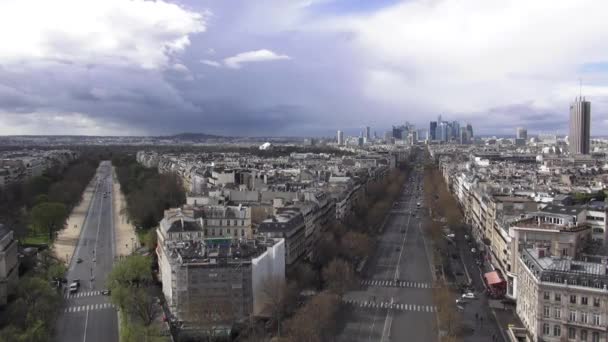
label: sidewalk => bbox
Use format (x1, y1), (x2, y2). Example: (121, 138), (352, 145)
(112, 167), (137, 257)
(453, 230), (513, 342)
(52, 178), (97, 264)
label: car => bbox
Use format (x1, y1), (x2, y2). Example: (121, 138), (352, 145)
(462, 292), (476, 299)
(471, 248), (477, 253)
(76, 258), (83, 263)
(446, 233), (455, 238)
(455, 298), (468, 304)
(464, 234), (470, 240)
(69, 281), (79, 294)
(395, 247), (401, 252)
(101, 289), (111, 296)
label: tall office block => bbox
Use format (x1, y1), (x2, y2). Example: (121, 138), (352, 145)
(451, 121), (460, 140)
(516, 127), (527, 140)
(429, 121), (437, 141)
(337, 130), (344, 146)
(466, 123), (474, 141)
(568, 97), (591, 154)
(365, 126), (371, 141)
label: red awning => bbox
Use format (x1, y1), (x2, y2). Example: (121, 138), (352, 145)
(484, 271), (504, 285)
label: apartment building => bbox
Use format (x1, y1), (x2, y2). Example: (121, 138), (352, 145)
(517, 246), (608, 342)
(158, 204), (253, 241)
(508, 213), (593, 298)
(0, 225), (18, 305)
(258, 209), (306, 266)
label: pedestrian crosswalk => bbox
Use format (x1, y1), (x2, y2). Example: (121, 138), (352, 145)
(343, 299), (436, 313)
(360, 279), (433, 289)
(64, 303), (115, 313)
(64, 290), (103, 299)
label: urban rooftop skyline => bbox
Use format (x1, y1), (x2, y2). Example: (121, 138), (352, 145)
(1, 0), (608, 138)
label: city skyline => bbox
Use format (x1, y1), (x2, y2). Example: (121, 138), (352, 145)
(1, 1), (608, 136)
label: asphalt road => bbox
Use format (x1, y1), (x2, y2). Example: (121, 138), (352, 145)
(338, 162), (438, 342)
(55, 161), (119, 342)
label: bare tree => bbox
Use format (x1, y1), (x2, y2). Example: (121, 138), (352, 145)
(128, 288), (161, 327)
(433, 284), (462, 339)
(322, 258), (354, 297)
(340, 231), (372, 261)
(260, 276), (288, 337)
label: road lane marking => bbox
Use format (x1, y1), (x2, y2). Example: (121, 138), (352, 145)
(64, 303), (116, 313)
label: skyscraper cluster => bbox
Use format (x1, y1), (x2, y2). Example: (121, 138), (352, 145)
(429, 116), (473, 144)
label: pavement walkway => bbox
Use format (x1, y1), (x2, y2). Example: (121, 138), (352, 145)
(52, 178), (97, 264)
(112, 167), (137, 257)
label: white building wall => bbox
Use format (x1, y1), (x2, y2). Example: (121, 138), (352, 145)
(251, 239), (286, 317)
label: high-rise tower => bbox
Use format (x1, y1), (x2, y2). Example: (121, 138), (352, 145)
(569, 97), (591, 154)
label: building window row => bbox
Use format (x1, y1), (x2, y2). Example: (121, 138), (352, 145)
(544, 292), (601, 308)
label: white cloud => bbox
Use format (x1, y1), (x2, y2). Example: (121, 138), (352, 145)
(200, 59), (222, 68)
(0, 0), (207, 69)
(223, 49), (290, 69)
(0, 111), (143, 136)
(322, 0), (608, 125)
(171, 63), (189, 73)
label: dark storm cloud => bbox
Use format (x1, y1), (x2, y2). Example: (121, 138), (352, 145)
(5, 0), (608, 135)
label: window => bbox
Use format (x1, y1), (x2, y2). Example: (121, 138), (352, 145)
(544, 306), (550, 317)
(593, 297), (600, 307)
(581, 330), (588, 341)
(554, 308), (561, 319)
(570, 310), (577, 322)
(568, 327), (576, 339)
(544, 291), (551, 300)
(211, 229), (215, 236)
(555, 293), (561, 302)
(553, 325), (561, 337)
(227, 220), (230, 226)
(581, 312), (588, 324)
(241, 229), (245, 236)
(593, 314), (600, 326)
(543, 323), (550, 335)
(582, 297), (588, 305)
(571, 295), (577, 304)
(227, 229), (231, 234)
(592, 332), (600, 342)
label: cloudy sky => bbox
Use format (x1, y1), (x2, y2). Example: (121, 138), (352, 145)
(1, 0), (608, 137)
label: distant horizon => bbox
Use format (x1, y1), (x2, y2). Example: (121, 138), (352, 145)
(1, 132), (604, 139)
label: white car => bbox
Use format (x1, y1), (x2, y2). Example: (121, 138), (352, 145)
(471, 248), (476, 253)
(446, 233), (455, 238)
(462, 292), (476, 299)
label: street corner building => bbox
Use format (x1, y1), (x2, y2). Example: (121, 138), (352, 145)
(156, 205), (285, 338)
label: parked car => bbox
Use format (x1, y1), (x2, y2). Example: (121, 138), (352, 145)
(462, 292), (476, 299)
(101, 289), (111, 296)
